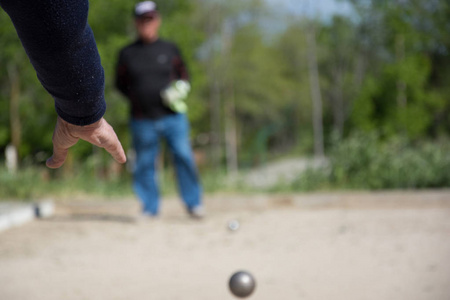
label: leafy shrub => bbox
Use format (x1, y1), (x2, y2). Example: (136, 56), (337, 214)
(292, 132), (450, 191)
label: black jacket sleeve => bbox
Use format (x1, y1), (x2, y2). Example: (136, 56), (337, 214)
(0, 0), (106, 126)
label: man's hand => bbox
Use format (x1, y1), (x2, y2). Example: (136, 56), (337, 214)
(46, 117), (127, 169)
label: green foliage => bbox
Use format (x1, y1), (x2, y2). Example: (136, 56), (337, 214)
(0, 165), (133, 200)
(349, 0), (450, 139)
(1, 0), (450, 195)
(290, 132), (450, 191)
(351, 54), (444, 138)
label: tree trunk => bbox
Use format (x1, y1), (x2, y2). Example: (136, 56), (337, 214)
(221, 20), (239, 174)
(210, 79), (222, 170)
(396, 34), (407, 108)
(7, 63), (21, 170)
(306, 26), (324, 157)
(352, 52), (365, 98)
(332, 65), (345, 138)
(224, 84), (238, 175)
(207, 4), (222, 170)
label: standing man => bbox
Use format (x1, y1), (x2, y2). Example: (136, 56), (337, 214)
(115, 1), (204, 219)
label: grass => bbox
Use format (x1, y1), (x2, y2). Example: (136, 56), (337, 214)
(2, 133), (450, 201)
(0, 166), (133, 201)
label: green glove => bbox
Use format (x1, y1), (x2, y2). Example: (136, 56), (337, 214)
(161, 80), (191, 113)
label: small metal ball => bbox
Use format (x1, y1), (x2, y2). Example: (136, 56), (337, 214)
(228, 219), (240, 231)
(229, 271), (256, 298)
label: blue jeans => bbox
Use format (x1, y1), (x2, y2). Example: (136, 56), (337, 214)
(131, 114), (202, 215)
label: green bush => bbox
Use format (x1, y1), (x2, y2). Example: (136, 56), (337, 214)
(292, 132), (450, 190)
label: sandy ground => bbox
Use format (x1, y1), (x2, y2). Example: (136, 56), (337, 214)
(1, 190), (450, 300)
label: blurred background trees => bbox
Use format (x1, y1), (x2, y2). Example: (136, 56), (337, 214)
(1, 0), (449, 196)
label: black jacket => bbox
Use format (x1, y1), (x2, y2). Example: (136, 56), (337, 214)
(115, 38), (189, 120)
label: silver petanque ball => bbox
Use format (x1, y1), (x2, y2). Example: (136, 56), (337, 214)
(228, 219), (240, 231)
(229, 271), (256, 298)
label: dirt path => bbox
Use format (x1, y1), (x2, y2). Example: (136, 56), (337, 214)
(1, 190), (450, 300)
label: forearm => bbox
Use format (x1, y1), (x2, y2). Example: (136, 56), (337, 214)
(0, 0), (105, 126)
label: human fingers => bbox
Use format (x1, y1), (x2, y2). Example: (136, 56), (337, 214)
(95, 120), (127, 164)
(46, 148), (69, 169)
(46, 117), (79, 169)
(79, 118), (127, 164)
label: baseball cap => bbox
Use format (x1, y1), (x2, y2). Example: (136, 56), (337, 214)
(134, 1), (158, 18)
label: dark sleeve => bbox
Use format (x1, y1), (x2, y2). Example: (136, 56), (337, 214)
(115, 50), (130, 98)
(0, 0), (106, 126)
(172, 45), (189, 82)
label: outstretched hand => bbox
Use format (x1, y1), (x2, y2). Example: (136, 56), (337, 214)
(46, 117), (127, 169)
